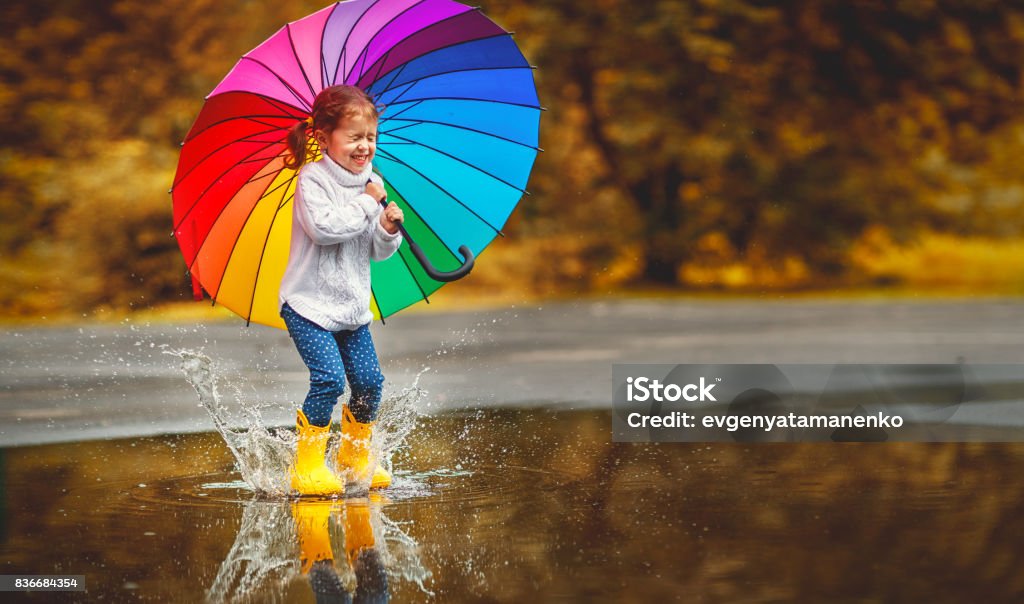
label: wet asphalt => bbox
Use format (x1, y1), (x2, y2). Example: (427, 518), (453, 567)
(1, 298), (1022, 446)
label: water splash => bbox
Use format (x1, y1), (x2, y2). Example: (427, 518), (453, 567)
(169, 349), (293, 495)
(167, 349), (427, 497)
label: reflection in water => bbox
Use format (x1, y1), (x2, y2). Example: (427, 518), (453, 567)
(2, 410), (1024, 601)
(208, 497), (430, 603)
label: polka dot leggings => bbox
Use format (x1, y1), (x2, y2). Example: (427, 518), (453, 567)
(281, 303), (384, 427)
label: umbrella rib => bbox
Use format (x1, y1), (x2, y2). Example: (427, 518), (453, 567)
(247, 117), (300, 133)
(185, 112), (302, 145)
(321, 53), (331, 90)
(205, 162), (296, 303)
(174, 123), (290, 192)
(242, 171), (298, 324)
(366, 45), (392, 90)
(387, 96), (542, 111)
(245, 138), (304, 145)
(343, 0), (429, 84)
(190, 159), (296, 292)
(174, 134), (287, 234)
(382, 117), (541, 151)
(397, 248), (432, 303)
(332, 0), (377, 85)
(355, 9), (503, 89)
(379, 98), (422, 122)
(374, 149), (473, 251)
(375, 146), (502, 239)
(189, 157), (290, 299)
(353, 0), (433, 85)
(331, 48), (347, 87)
(317, 3), (340, 91)
(385, 226), (432, 303)
(176, 124), (292, 188)
(238, 150), (292, 166)
(383, 130), (528, 194)
(372, 150), (452, 250)
(231, 165), (282, 184)
(373, 65), (533, 102)
(378, 79), (420, 109)
(377, 121), (420, 135)
(350, 40), (373, 87)
(252, 166), (297, 199)
(368, 174), (429, 285)
(190, 91), (308, 134)
(374, 60), (411, 102)
(380, 75), (428, 110)
(255, 92), (309, 117)
(367, 33), (516, 94)
(238, 56), (312, 111)
(369, 283), (385, 326)
(286, 23), (318, 102)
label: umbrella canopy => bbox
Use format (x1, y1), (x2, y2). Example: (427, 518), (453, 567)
(172, 0), (540, 329)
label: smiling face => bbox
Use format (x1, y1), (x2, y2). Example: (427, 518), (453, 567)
(316, 111), (378, 173)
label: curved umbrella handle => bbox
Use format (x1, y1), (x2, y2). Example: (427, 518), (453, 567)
(378, 198), (475, 282)
(407, 239), (475, 282)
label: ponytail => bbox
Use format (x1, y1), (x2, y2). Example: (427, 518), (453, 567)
(284, 119), (311, 170)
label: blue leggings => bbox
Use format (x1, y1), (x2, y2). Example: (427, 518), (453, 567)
(281, 303), (384, 427)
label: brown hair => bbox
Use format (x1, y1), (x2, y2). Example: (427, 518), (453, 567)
(285, 85), (379, 170)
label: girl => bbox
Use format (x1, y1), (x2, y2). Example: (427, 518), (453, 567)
(280, 85), (404, 496)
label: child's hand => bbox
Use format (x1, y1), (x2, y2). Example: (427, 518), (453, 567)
(380, 202), (404, 234)
(365, 182), (386, 203)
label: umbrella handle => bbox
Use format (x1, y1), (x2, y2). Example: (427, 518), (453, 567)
(379, 199), (475, 282)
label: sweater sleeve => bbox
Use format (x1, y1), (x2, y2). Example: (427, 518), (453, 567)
(371, 220), (403, 261)
(293, 170), (380, 245)
(367, 172), (403, 261)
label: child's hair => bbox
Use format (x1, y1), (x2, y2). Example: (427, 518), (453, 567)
(285, 85), (379, 170)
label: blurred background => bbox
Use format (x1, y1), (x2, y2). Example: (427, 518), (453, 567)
(2, 0), (1023, 321)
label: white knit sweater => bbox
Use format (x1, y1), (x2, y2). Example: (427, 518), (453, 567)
(278, 157), (402, 331)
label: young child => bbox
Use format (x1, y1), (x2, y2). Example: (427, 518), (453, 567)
(279, 85), (404, 496)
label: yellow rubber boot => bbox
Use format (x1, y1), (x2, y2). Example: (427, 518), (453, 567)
(339, 406), (391, 489)
(290, 410), (345, 496)
(343, 502), (375, 566)
(291, 500), (338, 574)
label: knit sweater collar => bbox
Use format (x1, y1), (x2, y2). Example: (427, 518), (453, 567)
(320, 154), (373, 187)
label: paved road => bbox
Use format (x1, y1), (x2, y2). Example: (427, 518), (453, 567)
(1, 298), (1022, 445)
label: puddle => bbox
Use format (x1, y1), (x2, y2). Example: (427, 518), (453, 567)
(2, 410), (1024, 601)
(167, 349), (430, 497)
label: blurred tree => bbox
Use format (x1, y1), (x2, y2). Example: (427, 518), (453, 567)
(0, 0), (324, 313)
(491, 0), (1024, 285)
(1, 0), (1022, 315)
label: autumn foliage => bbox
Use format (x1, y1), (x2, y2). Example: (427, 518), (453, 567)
(1, 0), (1022, 316)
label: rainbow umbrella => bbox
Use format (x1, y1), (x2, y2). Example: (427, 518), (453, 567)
(172, 0), (540, 328)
